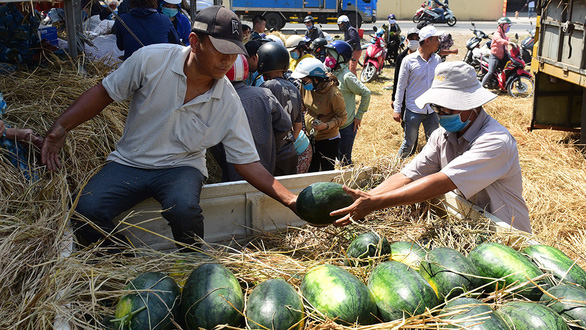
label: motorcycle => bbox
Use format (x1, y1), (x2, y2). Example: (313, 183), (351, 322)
(520, 23), (535, 65)
(463, 23), (490, 71)
(477, 43), (534, 98)
(413, 0), (457, 26)
(360, 27), (387, 83)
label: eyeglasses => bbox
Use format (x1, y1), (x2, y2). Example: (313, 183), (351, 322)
(430, 104), (453, 115)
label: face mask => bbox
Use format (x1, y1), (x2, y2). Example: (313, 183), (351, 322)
(290, 51), (300, 60)
(306, 24), (313, 30)
(388, 19), (396, 25)
(408, 40), (420, 51)
(303, 81), (314, 91)
(439, 113), (471, 132)
(505, 25), (511, 33)
(324, 56), (337, 70)
(161, 7), (178, 18)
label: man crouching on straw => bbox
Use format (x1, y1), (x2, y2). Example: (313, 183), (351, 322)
(331, 61), (531, 233)
(41, 6), (297, 252)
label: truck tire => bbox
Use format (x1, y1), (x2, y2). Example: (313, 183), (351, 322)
(265, 12), (285, 30)
(343, 12), (362, 29)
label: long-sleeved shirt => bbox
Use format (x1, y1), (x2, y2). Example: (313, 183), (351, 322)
(490, 27), (509, 60)
(331, 62), (371, 129)
(344, 25), (361, 51)
(305, 26), (324, 42)
(393, 50), (441, 115)
(301, 80), (347, 141)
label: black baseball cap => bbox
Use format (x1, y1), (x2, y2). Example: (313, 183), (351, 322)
(192, 6), (247, 55)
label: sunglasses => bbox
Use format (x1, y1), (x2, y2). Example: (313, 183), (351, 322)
(430, 104), (453, 115)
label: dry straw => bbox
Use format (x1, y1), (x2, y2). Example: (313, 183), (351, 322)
(1, 35), (585, 328)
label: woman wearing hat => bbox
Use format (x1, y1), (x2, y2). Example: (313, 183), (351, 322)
(481, 17), (513, 88)
(331, 61), (531, 234)
(160, 0), (191, 45)
(291, 58), (346, 172)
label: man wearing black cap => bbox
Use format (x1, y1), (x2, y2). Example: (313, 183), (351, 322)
(41, 6), (297, 252)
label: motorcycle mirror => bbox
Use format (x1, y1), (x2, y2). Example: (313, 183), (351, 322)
(515, 33), (519, 40)
(471, 22), (476, 27)
(372, 26), (377, 32)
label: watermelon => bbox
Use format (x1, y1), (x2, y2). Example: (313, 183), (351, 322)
(523, 245), (586, 288)
(245, 278), (304, 330)
(112, 272), (180, 330)
(389, 241), (427, 269)
(540, 283), (586, 328)
(300, 264), (377, 325)
(499, 301), (568, 329)
(469, 242), (546, 300)
(368, 261), (439, 322)
(296, 182), (354, 226)
(345, 232), (391, 267)
(440, 297), (511, 329)
(419, 247), (482, 300)
(180, 263), (244, 329)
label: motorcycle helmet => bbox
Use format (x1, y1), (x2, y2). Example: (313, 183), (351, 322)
(265, 34), (284, 47)
(325, 40), (353, 63)
(257, 42), (290, 74)
(310, 37), (328, 54)
(406, 27), (420, 39)
(225, 54), (249, 82)
(497, 17), (512, 25)
(285, 35), (309, 52)
(304, 15), (314, 23)
(290, 57), (327, 79)
(337, 15), (349, 25)
(388, 14), (396, 20)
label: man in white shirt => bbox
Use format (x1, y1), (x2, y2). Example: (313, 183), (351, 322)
(331, 61), (531, 234)
(41, 6), (297, 252)
(393, 25), (442, 158)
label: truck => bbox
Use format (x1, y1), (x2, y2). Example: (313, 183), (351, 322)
(221, 0), (377, 30)
(530, 0), (586, 144)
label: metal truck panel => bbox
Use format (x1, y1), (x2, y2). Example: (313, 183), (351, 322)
(231, 0), (334, 10)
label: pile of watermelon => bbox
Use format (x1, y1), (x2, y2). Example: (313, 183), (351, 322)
(110, 233), (586, 329)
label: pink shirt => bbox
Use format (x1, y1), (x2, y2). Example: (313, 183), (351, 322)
(490, 27), (509, 59)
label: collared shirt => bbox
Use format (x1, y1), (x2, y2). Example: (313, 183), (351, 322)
(402, 110), (531, 233)
(332, 62), (371, 128)
(394, 50), (441, 115)
(102, 44), (259, 178)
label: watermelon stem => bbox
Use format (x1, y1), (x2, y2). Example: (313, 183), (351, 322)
(110, 305), (147, 328)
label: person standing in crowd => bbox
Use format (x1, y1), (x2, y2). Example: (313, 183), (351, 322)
(382, 14), (401, 63)
(41, 6), (297, 252)
(286, 35), (314, 72)
(385, 27), (419, 92)
(331, 61), (531, 234)
(325, 40), (370, 167)
(160, 0), (191, 45)
(114, 0), (179, 59)
(257, 42), (303, 175)
(482, 17), (512, 88)
(211, 54), (293, 181)
(244, 40), (265, 87)
(242, 24), (251, 42)
(304, 15), (324, 42)
(337, 15), (361, 76)
(250, 14), (266, 41)
(292, 58), (346, 172)
(393, 25), (441, 159)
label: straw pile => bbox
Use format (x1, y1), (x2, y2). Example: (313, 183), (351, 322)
(0, 33), (585, 329)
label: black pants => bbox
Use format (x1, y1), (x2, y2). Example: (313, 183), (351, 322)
(309, 138), (339, 172)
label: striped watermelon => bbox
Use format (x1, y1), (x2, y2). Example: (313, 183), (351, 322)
(523, 245), (586, 288)
(440, 297), (511, 329)
(180, 263), (244, 329)
(368, 261), (439, 322)
(419, 247), (482, 300)
(112, 272), (180, 330)
(245, 278), (304, 330)
(499, 301), (568, 329)
(540, 283), (586, 328)
(389, 241), (427, 270)
(296, 182), (354, 226)
(345, 232), (391, 266)
(300, 264), (377, 325)
(469, 242), (546, 300)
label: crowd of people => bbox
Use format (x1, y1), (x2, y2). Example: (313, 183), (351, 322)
(0, 4), (532, 252)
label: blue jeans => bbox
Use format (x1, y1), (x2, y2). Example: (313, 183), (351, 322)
(528, 7), (535, 18)
(74, 162), (205, 250)
(398, 109), (439, 158)
(338, 123), (357, 166)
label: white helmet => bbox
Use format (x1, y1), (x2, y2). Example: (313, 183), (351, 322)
(291, 57), (327, 79)
(265, 34), (285, 47)
(337, 15), (349, 25)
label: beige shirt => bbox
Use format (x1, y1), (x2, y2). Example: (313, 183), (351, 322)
(402, 110), (531, 233)
(102, 44), (259, 178)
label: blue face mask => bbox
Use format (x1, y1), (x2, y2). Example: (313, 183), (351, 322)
(439, 113), (471, 132)
(290, 51), (300, 60)
(303, 81), (314, 91)
(306, 24), (313, 30)
(161, 7), (178, 18)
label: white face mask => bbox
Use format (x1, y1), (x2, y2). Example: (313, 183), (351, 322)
(408, 40), (420, 51)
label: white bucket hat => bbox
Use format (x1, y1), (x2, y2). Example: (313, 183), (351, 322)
(415, 61), (497, 111)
